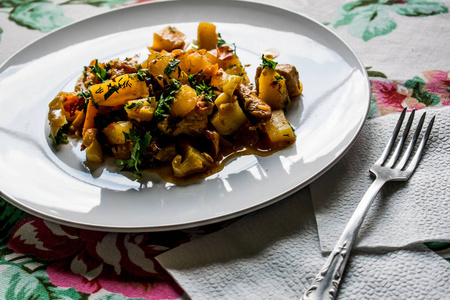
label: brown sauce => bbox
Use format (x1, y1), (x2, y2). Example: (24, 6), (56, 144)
(149, 141), (287, 185)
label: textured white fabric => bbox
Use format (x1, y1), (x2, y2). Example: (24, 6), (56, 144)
(311, 106), (450, 252)
(157, 189), (450, 299)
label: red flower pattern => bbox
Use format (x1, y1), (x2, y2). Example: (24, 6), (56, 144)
(423, 70), (450, 106)
(7, 217), (184, 299)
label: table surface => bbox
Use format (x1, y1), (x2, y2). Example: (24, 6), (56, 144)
(0, 0), (449, 299)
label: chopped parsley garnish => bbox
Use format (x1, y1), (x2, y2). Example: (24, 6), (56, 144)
(187, 74), (216, 103)
(164, 59), (181, 77)
(217, 33), (237, 54)
(136, 69), (151, 81)
(261, 55), (278, 70)
(272, 75), (285, 91)
(77, 90), (92, 112)
(125, 101), (144, 110)
(104, 83), (120, 101)
(114, 128), (152, 179)
(217, 33), (227, 47)
(49, 127), (68, 146)
(154, 79), (182, 119)
(91, 59), (108, 82)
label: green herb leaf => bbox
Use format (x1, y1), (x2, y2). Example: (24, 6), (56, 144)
(114, 128), (152, 179)
(164, 59), (181, 77)
(77, 90), (92, 112)
(92, 59), (108, 82)
(217, 33), (227, 47)
(125, 101), (144, 110)
(49, 127), (68, 145)
(154, 79), (182, 119)
(103, 83), (120, 101)
(261, 54), (278, 69)
(136, 68), (151, 81)
(187, 74), (216, 103)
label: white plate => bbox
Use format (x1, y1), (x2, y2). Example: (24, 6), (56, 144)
(0, 0), (370, 232)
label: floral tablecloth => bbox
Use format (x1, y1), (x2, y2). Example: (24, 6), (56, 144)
(1, 0), (449, 299)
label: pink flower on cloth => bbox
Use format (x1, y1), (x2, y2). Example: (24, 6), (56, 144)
(7, 217), (183, 299)
(423, 70), (450, 105)
(371, 80), (407, 114)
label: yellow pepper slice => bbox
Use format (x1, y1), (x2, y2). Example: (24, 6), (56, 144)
(89, 74), (149, 106)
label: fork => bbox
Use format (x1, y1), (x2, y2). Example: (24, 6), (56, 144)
(302, 108), (435, 300)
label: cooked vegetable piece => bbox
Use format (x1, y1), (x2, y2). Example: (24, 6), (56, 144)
(48, 23), (302, 181)
(170, 85), (197, 117)
(82, 99), (99, 136)
(256, 63), (302, 97)
(178, 50), (216, 77)
(86, 137), (103, 163)
(62, 92), (85, 121)
(211, 100), (248, 136)
(83, 128), (103, 163)
(103, 121), (133, 144)
(172, 145), (214, 177)
(262, 110), (296, 147)
(222, 54), (249, 83)
(152, 26), (186, 52)
(197, 22), (218, 51)
(171, 96), (214, 136)
(68, 110), (85, 136)
(214, 75), (242, 106)
(258, 67), (290, 110)
(146, 52), (186, 87)
(89, 74), (149, 106)
(125, 98), (157, 122)
(48, 92), (68, 137)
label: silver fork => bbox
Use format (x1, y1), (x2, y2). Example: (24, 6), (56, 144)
(302, 108), (435, 300)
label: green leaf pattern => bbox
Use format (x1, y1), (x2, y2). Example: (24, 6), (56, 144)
(0, 0), (133, 33)
(9, 2), (71, 32)
(331, 0), (448, 41)
(0, 199), (28, 248)
(0, 253), (80, 299)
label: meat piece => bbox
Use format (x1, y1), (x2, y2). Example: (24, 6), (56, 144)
(255, 64), (302, 97)
(235, 84), (272, 122)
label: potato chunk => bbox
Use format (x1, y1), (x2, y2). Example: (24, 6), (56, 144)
(172, 145), (214, 177)
(197, 22), (218, 51)
(211, 100), (248, 136)
(170, 85), (197, 117)
(103, 121), (133, 145)
(83, 128), (103, 163)
(262, 110), (296, 147)
(258, 68), (290, 110)
(151, 26), (186, 52)
(48, 92), (68, 137)
(125, 98), (157, 122)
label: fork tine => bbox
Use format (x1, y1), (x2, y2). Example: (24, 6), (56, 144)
(376, 107), (407, 165)
(386, 109), (415, 168)
(397, 112), (426, 169)
(403, 114), (435, 173)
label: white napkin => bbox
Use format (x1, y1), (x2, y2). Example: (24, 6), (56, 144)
(156, 188), (450, 299)
(311, 106), (450, 252)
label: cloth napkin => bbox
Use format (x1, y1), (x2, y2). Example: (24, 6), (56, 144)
(156, 188), (450, 299)
(311, 106), (450, 252)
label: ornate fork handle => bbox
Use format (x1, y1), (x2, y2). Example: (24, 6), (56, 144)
(302, 108), (434, 300)
(302, 177), (385, 300)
